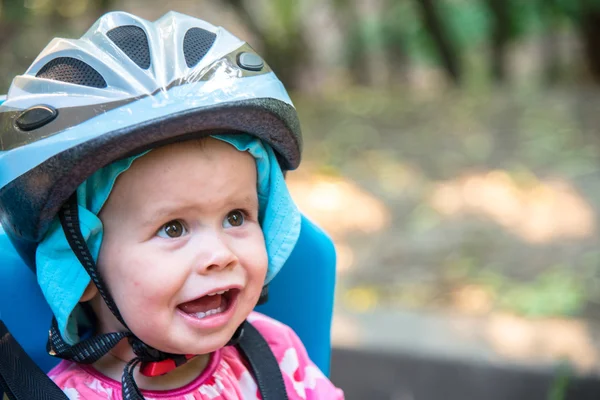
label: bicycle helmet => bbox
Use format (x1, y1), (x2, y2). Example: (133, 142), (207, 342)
(0, 10), (302, 398)
(0, 10), (301, 267)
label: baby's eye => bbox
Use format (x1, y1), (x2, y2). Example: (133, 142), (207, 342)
(223, 210), (245, 228)
(157, 220), (187, 238)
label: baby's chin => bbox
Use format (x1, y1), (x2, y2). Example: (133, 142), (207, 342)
(151, 339), (229, 358)
(140, 323), (241, 356)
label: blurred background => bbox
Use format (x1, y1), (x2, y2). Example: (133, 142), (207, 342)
(3, 0), (600, 398)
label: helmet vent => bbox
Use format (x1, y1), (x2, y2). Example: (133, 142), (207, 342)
(107, 25), (151, 70)
(183, 27), (216, 68)
(36, 57), (107, 88)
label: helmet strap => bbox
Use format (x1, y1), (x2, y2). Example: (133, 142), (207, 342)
(58, 193), (128, 327)
(257, 285), (269, 305)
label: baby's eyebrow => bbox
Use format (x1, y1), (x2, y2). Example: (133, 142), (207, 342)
(230, 194), (259, 209)
(140, 204), (194, 228)
(141, 194), (258, 227)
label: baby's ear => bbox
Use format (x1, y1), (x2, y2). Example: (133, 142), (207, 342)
(80, 282), (98, 302)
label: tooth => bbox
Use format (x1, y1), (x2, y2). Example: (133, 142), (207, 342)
(207, 293), (216, 296)
(190, 304), (228, 320)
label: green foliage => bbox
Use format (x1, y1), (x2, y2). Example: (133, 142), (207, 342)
(383, 2), (432, 63)
(547, 361), (573, 400)
(507, 0), (544, 37)
(1, 0), (29, 22)
(469, 265), (586, 318)
(554, 0), (600, 19)
(264, 0), (301, 43)
(376, 0), (540, 67)
(2, 0), (599, 88)
(498, 269), (586, 317)
(442, 0), (491, 48)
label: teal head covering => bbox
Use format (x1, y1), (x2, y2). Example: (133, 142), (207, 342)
(36, 134), (301, 344)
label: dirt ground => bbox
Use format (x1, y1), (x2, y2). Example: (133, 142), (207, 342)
(288, 86), (600, 375)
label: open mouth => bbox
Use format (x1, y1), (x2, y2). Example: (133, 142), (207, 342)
(177, 288), (239, 320)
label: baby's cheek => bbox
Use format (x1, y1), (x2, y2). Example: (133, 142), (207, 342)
(125, 281), (175, 330)
(241, 239), (268, 285)
(251, 235), (269, 270)
(123, 256), (178, 297)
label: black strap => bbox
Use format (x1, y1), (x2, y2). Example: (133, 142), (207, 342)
(0, 320), (68, 400)
(0, 319), (288, 400)
(59, 194), (128, 328)
(47, 317), (128, 364)
(237, 320), (289, 400)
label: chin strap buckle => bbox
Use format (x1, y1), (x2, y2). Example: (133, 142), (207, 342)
(136, 323), (246, 377)
(139, 354), (196, 377)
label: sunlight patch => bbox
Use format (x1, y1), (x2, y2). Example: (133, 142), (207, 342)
(430, 170), (596, 243)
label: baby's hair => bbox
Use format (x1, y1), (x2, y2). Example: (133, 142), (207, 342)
(187, 137), (209, 149)
(171, 136), (211, 152)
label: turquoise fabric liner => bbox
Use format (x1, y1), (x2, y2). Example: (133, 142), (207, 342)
(35, 134), (301, 344)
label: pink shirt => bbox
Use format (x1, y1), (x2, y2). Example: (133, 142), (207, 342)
(49, 312), (344, 399)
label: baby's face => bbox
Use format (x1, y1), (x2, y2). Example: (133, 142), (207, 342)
(93, 138), (267, 355)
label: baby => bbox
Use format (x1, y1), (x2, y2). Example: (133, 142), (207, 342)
(0, 10), (343, 400)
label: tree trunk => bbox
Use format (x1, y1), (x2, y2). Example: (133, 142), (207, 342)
(381, 0), (410, 87)
(386, 37), (409, 87)
(0, 23), (18, 52)
(221, 0), (309, 90)
(540, 0), (561, 85)
(0, 3), (28, 54)
(578, 5), (600, 83)
(484, 0), (511, 82)
(96, 0), (116, 17)
(414, 0), (462, 84)
(345, 6), (371, 86)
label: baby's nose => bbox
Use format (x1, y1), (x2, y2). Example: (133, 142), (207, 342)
(194, 235), (237, 273)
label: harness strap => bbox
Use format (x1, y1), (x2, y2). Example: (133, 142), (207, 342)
(0, 319), (288, 400)
(0, 320), (67, 400)
(237, 320), (289, 400)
